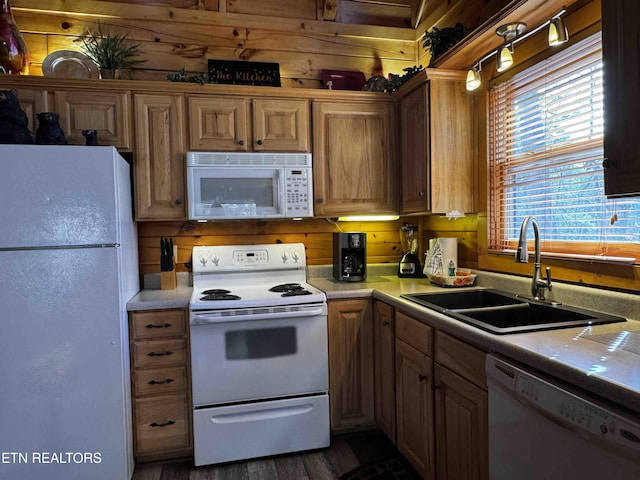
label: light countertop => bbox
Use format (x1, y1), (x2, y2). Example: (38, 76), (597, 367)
(127, 266), (640, 414)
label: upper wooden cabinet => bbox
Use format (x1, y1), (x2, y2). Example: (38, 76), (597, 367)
(602, 0), (640, 196)
(312, 100), (397, 216)
(3, 86), (130, 149)
(187, 96), (310, 152)
(133, 93), (186, 221)
(397, 69), (475, 215)
(54, 91), (132, 150)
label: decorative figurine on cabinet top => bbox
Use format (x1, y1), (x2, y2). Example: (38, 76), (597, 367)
(82, 129), (99, 146)
(35, 112), (67, 145)
(0, 89), (33, 144)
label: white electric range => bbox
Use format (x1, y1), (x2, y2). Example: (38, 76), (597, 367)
(189, 243), (329, 466)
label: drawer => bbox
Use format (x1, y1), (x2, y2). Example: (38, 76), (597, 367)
(134, 366), (188, 397)
(131, 310), (186, 340)
(134, 395), (191, 455)
(133, 339), (187, 368)
(395, 311), (433, 356)
(436, 331), (487, 389)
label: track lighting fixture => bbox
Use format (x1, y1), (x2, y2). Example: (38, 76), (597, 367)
(465, 64), (482, 91)
(549, 16), (569, 45)
(464, 10), (569, 92)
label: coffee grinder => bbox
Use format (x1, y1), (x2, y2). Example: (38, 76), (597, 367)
(333, 232), (366, 282)
(398, 224), (422, 277)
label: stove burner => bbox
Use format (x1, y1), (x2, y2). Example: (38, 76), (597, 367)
(202, 289), (231, 295)
(269, 283), (303, 293)
(281, 289), (312, 297)
(200, 293), (241, 301)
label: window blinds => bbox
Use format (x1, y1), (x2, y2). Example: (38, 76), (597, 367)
(489, 32), (640, 261)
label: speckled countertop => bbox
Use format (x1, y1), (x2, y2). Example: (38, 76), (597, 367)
(127, 266), (640, 414)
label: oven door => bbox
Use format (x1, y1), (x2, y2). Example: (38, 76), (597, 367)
(190, 303), (328, 407)
(187, 166), (284, 220)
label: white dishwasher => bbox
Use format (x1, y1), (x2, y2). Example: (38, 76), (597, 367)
(486, 355), (640, 480)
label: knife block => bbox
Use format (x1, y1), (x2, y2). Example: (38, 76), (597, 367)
(160, 271), (177, 290)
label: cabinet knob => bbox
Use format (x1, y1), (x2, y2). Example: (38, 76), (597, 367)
(316, 198), (324, 204)
(238, 140), (244, 146)
(418, 374), (427, 382)
(256, 139), (263, 146)
(174, 199), (182, 205)
(418, 191), (425, 197)
(383, 321), (390, 327)
(602, 158), (615, 169)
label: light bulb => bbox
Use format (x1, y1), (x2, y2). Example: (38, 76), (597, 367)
(496, 46), (513, 72)
(466, 68), (481, 91)
(549, 17), (568, 46)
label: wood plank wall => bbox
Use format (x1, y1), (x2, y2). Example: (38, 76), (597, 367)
(138, 218), (408, 277)
(12, 0), (418, 87)
(137, 215), (480, 279)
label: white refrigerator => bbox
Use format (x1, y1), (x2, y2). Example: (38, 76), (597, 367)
(0, 146), (139, 480)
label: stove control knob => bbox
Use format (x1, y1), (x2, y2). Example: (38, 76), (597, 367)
(292, 251), (300, 263)
(281, 252), (289, 263)
(199, 255), (208, 266)
(211, 255), (220, 266)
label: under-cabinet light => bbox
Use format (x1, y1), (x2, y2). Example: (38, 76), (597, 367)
(337, 215), (400, 222)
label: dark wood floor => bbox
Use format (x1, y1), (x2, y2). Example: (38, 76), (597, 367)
(132, 430), (419, 480)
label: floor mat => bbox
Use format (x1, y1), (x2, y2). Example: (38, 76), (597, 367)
(339, 457), (419, 480)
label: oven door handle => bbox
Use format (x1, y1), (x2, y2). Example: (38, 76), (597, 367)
(191, 306), (326, 324)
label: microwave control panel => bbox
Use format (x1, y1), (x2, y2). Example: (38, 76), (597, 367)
(285, 168), (313, 217)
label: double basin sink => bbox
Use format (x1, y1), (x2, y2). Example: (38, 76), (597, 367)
(401, 289), (626, 335)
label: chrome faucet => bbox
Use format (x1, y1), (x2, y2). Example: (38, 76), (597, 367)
(515, 216), (552, 300)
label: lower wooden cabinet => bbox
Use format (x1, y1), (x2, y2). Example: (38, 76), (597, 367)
(395, 311), (435, 479)
(435, 331), (488, 480)
(373, 299), (396, 441)
(328, 298), (375, 431)
(129, 308), (192, 462)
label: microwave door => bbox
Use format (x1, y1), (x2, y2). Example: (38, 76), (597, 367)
(189, 167), (284, 219)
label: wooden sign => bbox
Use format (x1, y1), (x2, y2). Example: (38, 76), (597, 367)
(207, 60), (281, 87)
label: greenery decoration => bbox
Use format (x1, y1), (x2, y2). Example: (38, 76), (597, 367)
(386, 65), (424, 94)
(422, 23), (471, 65)
(80, 23), (146, 70)
(166, 68), (211, 85)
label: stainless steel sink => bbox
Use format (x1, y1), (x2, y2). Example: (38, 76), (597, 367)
(401, 289), (626, 334)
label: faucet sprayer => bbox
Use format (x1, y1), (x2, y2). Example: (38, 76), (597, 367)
(515, 216), (552, 300)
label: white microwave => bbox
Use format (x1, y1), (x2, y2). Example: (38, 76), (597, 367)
(186, 152), (313, 220)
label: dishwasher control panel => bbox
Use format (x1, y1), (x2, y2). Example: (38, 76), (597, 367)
(488, 355), (640, 453)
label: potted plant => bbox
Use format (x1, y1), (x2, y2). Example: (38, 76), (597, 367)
(80, 23), (145, 79)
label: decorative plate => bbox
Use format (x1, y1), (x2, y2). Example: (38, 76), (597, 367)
(42, 50), (100, 79)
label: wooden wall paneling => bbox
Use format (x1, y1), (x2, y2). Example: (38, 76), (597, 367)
(421, 215), (479, 269)
(13, 0), (416, 83)
(336, 0), (412, 28)
(224, 0), (317, 19)
(136, 218), (407, 276)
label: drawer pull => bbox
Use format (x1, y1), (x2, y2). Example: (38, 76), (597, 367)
(147, 351), (173, 357)
(148, 378), (175, 385)
(145, 322), (172, 329)
(149, 420), (175, 428)
(418, 374), (427, 382)
(383, 321), (390, 327)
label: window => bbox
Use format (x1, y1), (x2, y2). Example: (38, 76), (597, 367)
(489, 32), (640, 263)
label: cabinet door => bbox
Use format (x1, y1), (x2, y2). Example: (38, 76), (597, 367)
(400, 83), (429, 213)
(54, 90), (131, 149)
(187, 96), (249, 151)
(373, 300), (396, 442)
(395, 339), (434, 479)
(602, 0), (640, 196)
(398, 74), (474, 214)
(313, 101), (397, 216)
(252, 98), (310, 151)
(13, 88), (48, 138)
(134, 94), (186, 220)
(328, 299), (374, 431)
(435, 364), (488, 480)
